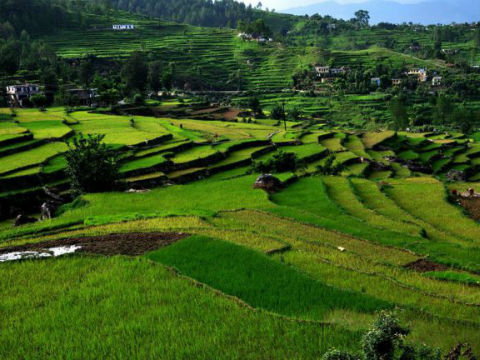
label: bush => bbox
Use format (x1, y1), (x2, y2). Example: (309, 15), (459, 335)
(248, 96), (263, 116)
(324, 312), (442, 360)
(65, 133), (120, 193)
(322, 350), (360, 360)
(30, 94), (48, 108)
(317, 153), (343, 175)
(133, 93), (144, 105)
(252, 151), (305, 173)
(362, 311), (409, 360)
(271, 104), (285, 120)
(289, 106), (302, 121)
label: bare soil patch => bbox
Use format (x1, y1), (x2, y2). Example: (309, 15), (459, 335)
(190, 107), (220, 115)
(223, 109), (241, 121)
(404, 258), (449, 273)
(456, 197), (480, 221)
(0, 232), (189, 257)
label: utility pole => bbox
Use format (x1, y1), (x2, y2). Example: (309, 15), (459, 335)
(282, 100), (287, 131)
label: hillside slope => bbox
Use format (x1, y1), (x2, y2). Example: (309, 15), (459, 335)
(35, 11), (449, 91)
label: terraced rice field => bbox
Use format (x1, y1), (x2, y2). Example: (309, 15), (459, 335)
(2, 105), (480, 357)
(38, 14), (306, 91)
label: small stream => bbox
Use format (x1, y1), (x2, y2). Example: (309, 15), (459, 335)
(0, 245), (82, 263)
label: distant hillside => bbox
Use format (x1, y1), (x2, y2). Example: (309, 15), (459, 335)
(284, 0), (480, 25)
(0, 0), (296, 38)
(87, 0), (297, 33)
(38, 10), (448, 91)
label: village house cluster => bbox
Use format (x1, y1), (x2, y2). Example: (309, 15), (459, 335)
(112, 24), (135, 31)
(314, 65), (349, 83)
(313, 64), (443, 88)
(66, 88), (99, 106)
(370, 68), (442, 88)
(6, 84), (40, 107)
(5, 84), (98, 107)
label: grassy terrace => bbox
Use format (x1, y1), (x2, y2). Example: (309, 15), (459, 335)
(38, 13), (302, 90)
(1, 256), (359, 359)
(34, 10), (457, 93)
(2, 106), (480, 356)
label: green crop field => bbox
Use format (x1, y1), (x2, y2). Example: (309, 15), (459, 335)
(2, 2), (480, 357)
(2, 105), (480, 357)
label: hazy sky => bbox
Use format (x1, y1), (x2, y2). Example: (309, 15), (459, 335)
(239, 0), (425, 11)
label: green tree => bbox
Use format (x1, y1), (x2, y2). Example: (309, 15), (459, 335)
(354, 10), (370, 28)
(122, 51), (148, 93)
(99, 88), (121, 106)
(148, 61), (162, 92)
(30, 93), (47, 108)
(288, 106), (302, 121)
(253, 151), (305, 173)
(389, 97), (409, 130)
(434, 94), (454, 125)
(79, 56), (95, 87)
(40, 68), (58, 105)
(270, 103), (285, 120)
(65, 133), (120, 193)
(474, 28), (480, 49)
(248, 96), (263, 116)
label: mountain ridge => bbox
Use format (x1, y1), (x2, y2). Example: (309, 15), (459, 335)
(283, 0), (480, 25)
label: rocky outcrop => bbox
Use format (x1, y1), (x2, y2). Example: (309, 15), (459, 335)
(253, 174), (283, 193)
(13, 214), (37, 227)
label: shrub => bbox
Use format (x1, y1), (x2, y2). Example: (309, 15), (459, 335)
(248, 96), (263, 116)
(362, 311), (409, 360)
(317, 153), (343, 175)
(30, 94), (48, 108)
(65, 133), (121, 193)
(289, 106), (302, 121)
(322, 349), (360, 360)
(271, 104), (285, 120)
(324, 312), (442, 360)
(133, 93), (144, 105)
(252, 151), (305, 173)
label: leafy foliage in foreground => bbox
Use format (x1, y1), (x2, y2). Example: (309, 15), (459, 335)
(324, 312), (441, 360)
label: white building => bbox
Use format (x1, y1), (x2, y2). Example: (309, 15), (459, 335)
(408, 68), (428, 82)
(432, 76), (443, 86)
(331, 67), (347, 75)
(315, 66), (330, 75)
(392, 78), (402, 86)
(371, 77), (381, 87)
(112, 24), (135, 30)
(6, 84), (41, 107)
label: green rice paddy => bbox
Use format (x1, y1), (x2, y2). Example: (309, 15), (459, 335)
(2, 105), (480, 357)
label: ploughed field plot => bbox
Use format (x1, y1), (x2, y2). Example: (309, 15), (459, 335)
(3, 106), (480, 356)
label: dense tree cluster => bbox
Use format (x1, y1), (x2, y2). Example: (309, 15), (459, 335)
(0, 0), (71, 36)
(237, 19), (272, 37)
